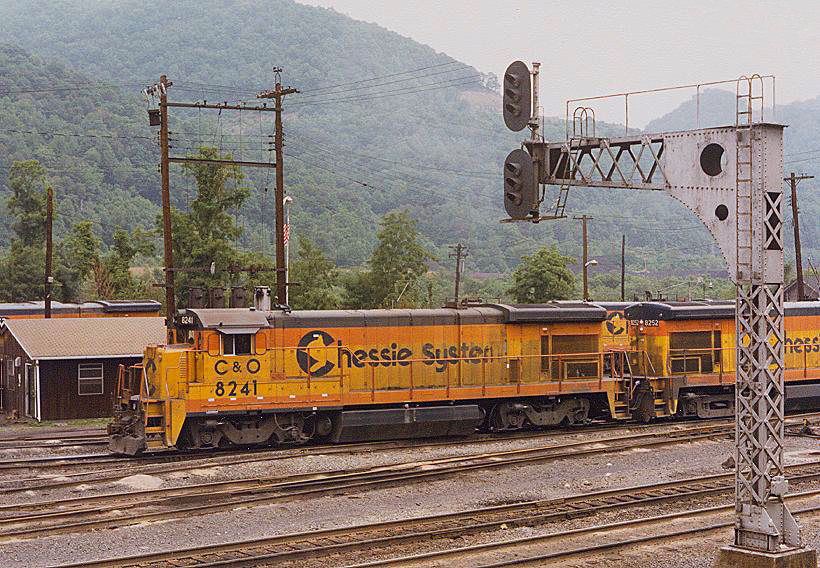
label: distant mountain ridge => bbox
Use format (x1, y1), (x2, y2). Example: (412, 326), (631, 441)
(0, 0), (816, 275)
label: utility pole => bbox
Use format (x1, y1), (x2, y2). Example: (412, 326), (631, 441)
(449, 243), (468, 305)
(620, 234), (625, 302)
(44, 187), (53, 318)
(785, 172), (813, 301)
(574, 215), (593, 301)
(283, 195), (293, 305)
(158, 75), (175, 343)
(257, 68), (299, 305)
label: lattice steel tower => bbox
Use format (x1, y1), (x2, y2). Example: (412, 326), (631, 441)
(501, 64), (815, 564)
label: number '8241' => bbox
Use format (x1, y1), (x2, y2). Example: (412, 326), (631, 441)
(215, 380), (258, 397)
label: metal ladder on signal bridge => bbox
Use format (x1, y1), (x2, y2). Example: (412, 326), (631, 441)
(736, 76), (764, 280)
(551, 138), (584, 219)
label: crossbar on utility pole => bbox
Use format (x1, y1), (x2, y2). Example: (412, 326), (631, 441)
(449, 243), (468, 305)
(168, 157), (276, 168)
(44, 187), (53, 319)
(257, 70), (299, 306)
(785, 172), (813, 301)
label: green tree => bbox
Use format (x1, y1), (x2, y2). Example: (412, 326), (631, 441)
(7, 160), (48, 246)
(345, 211), (431, 308)
(163, 147), (264, 305)
(57, 220), (100, 301)
(508, 246), (575, 303)
(0, 244), (45, 302)
(289, 237), (341, 310)
(101, 228), (155, 299)
(0, 160), (49, 301)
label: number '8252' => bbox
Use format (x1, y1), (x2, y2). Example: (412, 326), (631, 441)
(215, 380), (258, 397)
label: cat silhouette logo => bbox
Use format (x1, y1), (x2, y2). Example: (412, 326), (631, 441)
(296, 330), (335, 377)
(606, 312), (626, 335)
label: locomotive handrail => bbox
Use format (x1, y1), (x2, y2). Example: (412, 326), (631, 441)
(668, 344), (818, 376)
(668, 345), (727, 376)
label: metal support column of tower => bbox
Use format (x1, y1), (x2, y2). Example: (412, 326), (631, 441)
(501, 65), (816, 566)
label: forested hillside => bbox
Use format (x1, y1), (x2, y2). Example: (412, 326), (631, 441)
(0, 0), (817, 285)
(0, 45), (157, 245)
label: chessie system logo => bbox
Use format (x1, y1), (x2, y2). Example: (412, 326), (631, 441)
(295, 330), (494, 376)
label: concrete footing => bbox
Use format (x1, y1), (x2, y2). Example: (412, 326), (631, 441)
(714, 546), (817, 568)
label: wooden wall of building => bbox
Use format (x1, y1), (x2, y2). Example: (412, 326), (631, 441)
(39, 358), (141, 421)
(0, 333), (30, 417)
(1, 325), (141, 420)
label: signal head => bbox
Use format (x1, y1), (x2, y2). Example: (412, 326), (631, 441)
(503, 148), (536, 219)
(503, 61), (532, 132)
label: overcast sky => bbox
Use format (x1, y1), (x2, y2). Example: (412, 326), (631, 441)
(299, 0), (820, 127)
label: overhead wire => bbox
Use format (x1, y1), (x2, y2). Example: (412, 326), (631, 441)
(286, 75), (483, 107)
(298, 60), (462, 94)
(294, 64), (472, 100)
(287, 132), (497, 178)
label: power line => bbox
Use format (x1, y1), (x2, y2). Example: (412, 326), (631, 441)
(4, 128), (154, 141)
(298, 61), (462, 94)
(170, 62), (469, 102)
(287, 75), (482, 107)
(294, 64), (472, 100)
(785, 154), (820, 165)
(0, 82), (147, 95)
(288, 132), (496, 178)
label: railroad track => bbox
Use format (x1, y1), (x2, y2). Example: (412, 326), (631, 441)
(0, 427), (602, 474)
(0, 414), (744, 489)
(52, 461), (820, 568)
(4, 410), (818, 474)
(348, 491), (820, 568)
(0, 422), (737, 542)
(0, 428), (107, 450)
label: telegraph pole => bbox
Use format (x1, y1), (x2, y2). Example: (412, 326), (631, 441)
(620, 234), (625, 302)
(449, 243), (468, 305)
(257, 68), (299, 305)
(44, 187), (53, 318)
(574, 215), (593, 301)
(157, 75), (177, 342)
(785, 172), (813, 301)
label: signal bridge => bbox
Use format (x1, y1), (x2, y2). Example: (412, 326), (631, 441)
(500, 61), (816, 567)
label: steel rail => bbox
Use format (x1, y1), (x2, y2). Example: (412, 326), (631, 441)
(0, 438), (107, 450)
(0, 424), (738, 542)
(51, 464), (820, 568)
(350, 489), (820, 568)
(0, 428), (104, 442)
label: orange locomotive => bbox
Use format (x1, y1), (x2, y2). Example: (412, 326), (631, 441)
(624, 300), (820, 418)
(109, 300), (650, 455)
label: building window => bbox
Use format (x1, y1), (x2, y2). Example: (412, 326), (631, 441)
(223, 334), (253, 356)
(78, 363), (104, 395)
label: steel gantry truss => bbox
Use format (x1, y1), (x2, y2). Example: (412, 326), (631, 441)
(507, 72), (810, 559)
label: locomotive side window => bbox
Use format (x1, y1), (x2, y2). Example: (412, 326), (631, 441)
(546, 334), (599, 379)
(670, 331), (716, 373)
(223, 334), (254, 356)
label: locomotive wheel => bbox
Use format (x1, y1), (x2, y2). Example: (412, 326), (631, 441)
(491, 402), (526, 431)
